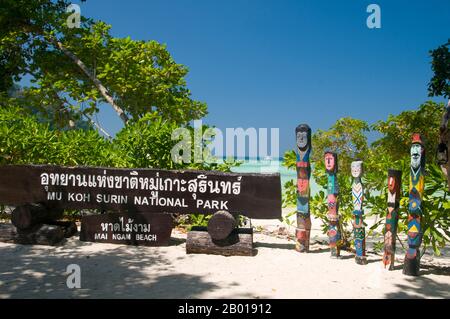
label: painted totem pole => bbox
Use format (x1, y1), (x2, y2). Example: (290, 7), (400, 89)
(403, 133), (425, 276)
(295, 124), (312, 252)
(351, 160), (367, 265)
(325, 152), (340, 257)
(437, 100), (450, 191)
(383, 169), (402, 270)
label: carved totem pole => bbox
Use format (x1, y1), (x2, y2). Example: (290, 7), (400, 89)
(295, 124), (312, 252)
(383, 169), (402, 270)
(437, 100), (450, 191)
(403, 133), (425, 276)
(351, 160), (367, 265)
(325, 152), (340, 257)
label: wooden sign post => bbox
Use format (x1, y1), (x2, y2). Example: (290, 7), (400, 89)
(0, 165), (282, 251)
(0, 165), (281, 218)
(0, 201), (76, 245)
(403, 134), (425, 276)
(295, 124), (312, 253)
(383, 169), (402, 270)
(351, 160), (367, 265)
(325, 152), (341, 257)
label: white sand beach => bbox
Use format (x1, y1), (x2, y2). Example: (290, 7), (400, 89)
(0, 209), (448, 299)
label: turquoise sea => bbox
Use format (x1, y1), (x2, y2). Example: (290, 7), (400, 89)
(229, 158), (321, 194)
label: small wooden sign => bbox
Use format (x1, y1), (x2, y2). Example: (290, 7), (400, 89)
(0, 165), (282, 219)
(79, 213), (173, 246)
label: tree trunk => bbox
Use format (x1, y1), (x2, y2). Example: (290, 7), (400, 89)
(207, 210), (237, 240)
(186, 227), (253, 256)
(21, 24), (129, 125)
(11, 203), (63, 230)
(46, 80), (112, 137)
(15, 224), (65, 246)
(50, 220), (78, 238)
(51, 38), (129, 124)
(0, 221), (74, 245)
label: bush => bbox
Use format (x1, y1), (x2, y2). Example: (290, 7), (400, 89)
(0, 106), (237, 224)
(0, 106), (119, 166)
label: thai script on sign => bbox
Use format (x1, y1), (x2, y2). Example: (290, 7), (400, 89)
(100, 216), (151, 233)
(40, 171), (242, 199)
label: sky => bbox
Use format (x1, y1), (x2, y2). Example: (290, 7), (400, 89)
(78, 0), (450, 156)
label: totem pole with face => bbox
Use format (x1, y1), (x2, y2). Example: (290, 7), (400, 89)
(383, 169), (402, 270)
(295, 124), (312, 252)
(325, 152), (340, 257)
(351, 160), (367, 265)
(403, 133), (425, 276)
(437, 101), (449, 191)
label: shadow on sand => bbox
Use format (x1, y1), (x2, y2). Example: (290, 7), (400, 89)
(383, 275), (450, 298)
(0, 238), (254, 299)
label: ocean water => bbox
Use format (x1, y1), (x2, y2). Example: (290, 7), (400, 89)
(229, 158), (321, 194)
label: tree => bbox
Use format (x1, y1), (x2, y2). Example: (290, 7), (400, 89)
(0, 0), (207, 128)
(429, 40), (450, 191)
(428, 39), (450, 99)
(372, 101), (445, 163)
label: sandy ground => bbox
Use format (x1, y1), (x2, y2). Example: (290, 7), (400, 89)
(0, 210), (449, 299)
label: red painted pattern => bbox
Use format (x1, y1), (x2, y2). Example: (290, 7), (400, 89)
(297, 179), (309, 193)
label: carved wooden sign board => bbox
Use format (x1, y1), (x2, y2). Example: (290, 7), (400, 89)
(0, 165), (282, 218)
(79, 213), (173, 246)
(0, 165), (282, 246)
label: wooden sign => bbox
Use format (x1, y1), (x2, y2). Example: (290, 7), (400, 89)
(80, 213), (173, 246)
(0, 165), (282, 219)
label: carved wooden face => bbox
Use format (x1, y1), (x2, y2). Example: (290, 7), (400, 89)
(411, 143), (423, 169)
(296, 131), (309, 150)
(388, 176), (396, 193)
(297, 179), (309, 194)
(351, 161), (363, 178)
(325, 153), (335, 172)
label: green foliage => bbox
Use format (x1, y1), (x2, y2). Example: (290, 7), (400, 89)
(421, 163), (450, 255)
(372, 101), (445, 163)
(372, 241), (384, 254)
(0, 105), (236, 222)
(0, 0), (229, 227)
(184, 214), (212, 230)
(311, 117), (370, 170)
(428, 39), (450, 99)
(0, 104), (235, 170)
(0, 0), (207, 128)
(282, 101), (450, 255)
(113, 112), (185, 169)
(0, 105), (119, 166)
